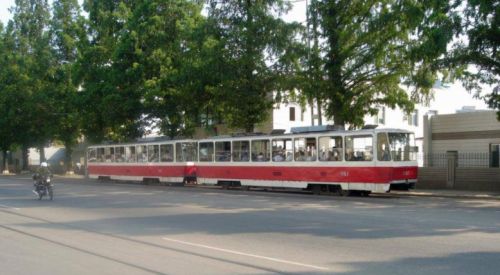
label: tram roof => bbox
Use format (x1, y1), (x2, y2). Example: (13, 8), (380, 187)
(88, 127), (413, 148)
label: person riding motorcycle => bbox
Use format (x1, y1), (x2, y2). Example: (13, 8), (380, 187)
(36, 162), (52, 177)
(33, 162), (54, 200)
(33, 162), (52, 187)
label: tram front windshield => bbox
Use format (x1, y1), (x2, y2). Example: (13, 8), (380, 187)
(388, 133), (417, 161)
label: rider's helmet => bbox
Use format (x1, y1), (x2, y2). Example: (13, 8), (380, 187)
(41, 162), (48, 167)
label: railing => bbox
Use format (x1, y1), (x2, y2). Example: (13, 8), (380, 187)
(419, 153), (495, 168)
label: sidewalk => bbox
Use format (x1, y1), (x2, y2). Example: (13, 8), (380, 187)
(390, 189), (500, 200)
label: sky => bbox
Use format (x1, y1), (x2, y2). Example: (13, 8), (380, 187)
(0, 0), (308, 25)
(0, 0), (15, 24)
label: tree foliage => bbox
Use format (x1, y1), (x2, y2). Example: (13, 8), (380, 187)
(50, 0), (86, 171)
(445, 0), (499, 119)
(77, 0), (144, 142)
(303, 0), (461, 128)
(206, 0), (302, 132)
(115, 0), (208, 138)
(10, 0), (55, 160)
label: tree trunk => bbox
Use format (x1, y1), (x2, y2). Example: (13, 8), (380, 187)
(1, 150), (7, 173)
(22, 145), (29, 171)
(309, 99), (315, 126)
(334, 116), (346, 130)
(64, 141), (73, 174)
(317, 98), (322, 126)
(245, 124), (254, 133)
(39, 146), (46, 163)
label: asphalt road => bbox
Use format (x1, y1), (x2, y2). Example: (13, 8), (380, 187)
(1, 175), (499, 275)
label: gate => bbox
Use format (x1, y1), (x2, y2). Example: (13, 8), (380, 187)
(446, 151), (458, 188)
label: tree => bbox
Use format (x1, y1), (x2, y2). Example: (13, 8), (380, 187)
(304, 0), (460, 129)
(206, 0), (302, 132)
(445, 0), (499, 119)
(77, 0), (144, 143)
(10, 0), (56, 162)
(50, 0), (85, 173)
(0, 22), (16, 172)
(0, 20), (34, 172)
(114, 0), (208, 138)
(302, 0), (324, 126)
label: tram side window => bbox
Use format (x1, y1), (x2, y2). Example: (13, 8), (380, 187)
(294, 137), (317, 161)
(252, 140), (270, 162)
(137, 145), (147, 163)
(318, 136), (343, 161)
(377, 133), (391, 161)
(176, 142), (198, 162)
(148, 145), (159, 162)
(233, 141), (250, 162)
(88, 148), (97, 163)
(199, 142), (214, 162)
(160, 144), (174, 162)
(104, 147), (114, 162)
(97, 148), (105, 162)
(345, 135), (373, 161)
(126, 146), (136, 162)
(215, 141), (231, 162)
(115, 147), (125, 162)
(272, 138), (293, 162)
(388, 133), (417, 161)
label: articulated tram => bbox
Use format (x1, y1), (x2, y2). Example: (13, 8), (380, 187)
(86, 128), (418, 195)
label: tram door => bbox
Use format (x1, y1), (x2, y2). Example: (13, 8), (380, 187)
(446, 151), (458, 188)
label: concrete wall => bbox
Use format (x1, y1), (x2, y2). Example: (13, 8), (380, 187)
(427, 111), (500, 155)
(419, 111), (500, 191)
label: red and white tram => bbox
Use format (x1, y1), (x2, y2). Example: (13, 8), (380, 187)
(86, 128), (418, 195)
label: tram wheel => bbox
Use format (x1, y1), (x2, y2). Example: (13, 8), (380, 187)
(311, 185), (322, 195)
(361, 191), (371, 197)
(338, 189), (350, 196)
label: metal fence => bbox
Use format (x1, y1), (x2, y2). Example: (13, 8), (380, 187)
(419, 153), (494, 168)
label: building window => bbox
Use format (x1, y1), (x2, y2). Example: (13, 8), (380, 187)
(379, 107), (386, 125)
(405, 109), (419, 126)
(289, 107), (296, 121)
(374, 106), (385, 125)
(491, 144), (500, 168)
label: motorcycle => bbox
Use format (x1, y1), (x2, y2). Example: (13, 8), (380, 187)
(33, 173), (54, 200)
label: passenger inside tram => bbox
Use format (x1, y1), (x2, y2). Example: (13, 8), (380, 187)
(345, 148), (354, 161)
(306, 146), (317, 161)
(256, 152), (265, 161)
(116, 154), (125, 162)
(332, 149), (341, 161)
(272, 146), (286, 162)
(296, 150), (306, 161)
(128, 153), (136, 162)
(241, 152), (249, 161)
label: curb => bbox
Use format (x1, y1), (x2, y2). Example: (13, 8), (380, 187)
(390, 191), (500, 201)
